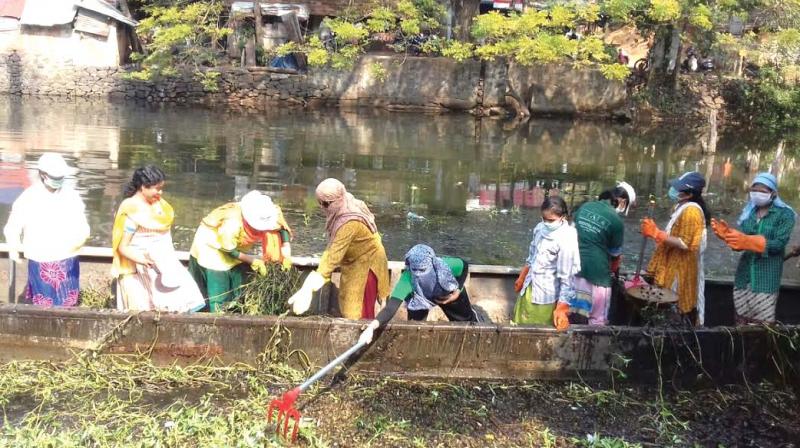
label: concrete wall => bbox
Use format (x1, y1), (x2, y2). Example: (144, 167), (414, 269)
(0, 51), (629, 117)
(0, 24), (125, 68)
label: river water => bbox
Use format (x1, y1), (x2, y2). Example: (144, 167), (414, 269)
(1, 97), (799, 279)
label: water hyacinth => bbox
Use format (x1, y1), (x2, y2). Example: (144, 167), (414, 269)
(228, 264), (303, 316)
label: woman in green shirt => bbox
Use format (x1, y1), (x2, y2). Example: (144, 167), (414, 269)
(358, 244), (478, 344)
(711, 172), (796, 323)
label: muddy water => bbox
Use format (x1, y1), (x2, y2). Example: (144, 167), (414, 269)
(1, 96), (799, 278)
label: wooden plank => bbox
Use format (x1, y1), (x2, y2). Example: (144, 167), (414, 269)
(74, 10), (110, 37)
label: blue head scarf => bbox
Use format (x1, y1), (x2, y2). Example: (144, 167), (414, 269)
(737, 172), (796, 225)
(404, 244), (458, 310)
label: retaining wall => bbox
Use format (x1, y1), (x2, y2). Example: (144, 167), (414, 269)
(0, 52), (628, 117)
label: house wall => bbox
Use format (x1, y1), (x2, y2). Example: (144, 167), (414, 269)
(0, 23), (122, 68)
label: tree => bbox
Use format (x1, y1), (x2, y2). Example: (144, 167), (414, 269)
(127, 1), (231, 91)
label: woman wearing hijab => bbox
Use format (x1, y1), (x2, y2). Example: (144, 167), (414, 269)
(288, 178), (390, 319)
(358, 244), (477, 344)
(711, 173), (796, 323)
(641, 171), (709, 326)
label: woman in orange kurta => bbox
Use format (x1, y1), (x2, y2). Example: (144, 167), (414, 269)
(641, 171), (709, 326)
(287, 178), (389, 319)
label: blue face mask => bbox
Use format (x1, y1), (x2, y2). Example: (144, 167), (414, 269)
(542, 219), (563, 231)
(668, 186), (680, 201)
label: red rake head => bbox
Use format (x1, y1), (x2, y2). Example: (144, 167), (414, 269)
(267, 386), (302, 442)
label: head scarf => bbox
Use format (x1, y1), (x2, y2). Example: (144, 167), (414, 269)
(404, 244), (459, 311)
(315, 178), (377, 239)
(737, 172), (796, 225)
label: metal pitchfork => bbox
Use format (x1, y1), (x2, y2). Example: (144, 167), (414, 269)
(267, 340), (367, 442)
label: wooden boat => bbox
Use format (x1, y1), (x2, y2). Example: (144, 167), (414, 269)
(1, 244), (799, 384)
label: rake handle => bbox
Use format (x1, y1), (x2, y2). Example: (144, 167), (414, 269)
(634, 198), (656, 279)
(298, 340), (367, 392)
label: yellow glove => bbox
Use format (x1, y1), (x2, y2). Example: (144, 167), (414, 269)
(281, 257), (293, 271)
(287, 271), (326, 315)
(250, 259), (267, 277)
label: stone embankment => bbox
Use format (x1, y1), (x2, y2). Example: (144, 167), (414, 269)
(0, 51), (628, 118)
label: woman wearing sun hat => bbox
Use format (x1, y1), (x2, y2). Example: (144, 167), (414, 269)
(189, 190), (293, 311)
(4, 153), (90, 307)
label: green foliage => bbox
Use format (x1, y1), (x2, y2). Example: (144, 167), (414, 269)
(366, 7), (396, 33)
(725, 69), (800, 131)
(127, 1), (231, 84)
(441, 41), (475, 62)
(647, 0), (682, 23)
(600, 63), (632, 80)
(369, 61), (389, 82)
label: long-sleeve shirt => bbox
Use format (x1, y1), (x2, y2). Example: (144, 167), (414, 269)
(3, 182), (90, 262)
(316, 220), (390, 319)
(734, 205), (795, 293)
(521, 222), (581, 305)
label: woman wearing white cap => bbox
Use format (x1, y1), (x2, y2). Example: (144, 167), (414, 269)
(112, 166), (204, 313)
(188, 190), (293, 311)
(4, 153), (90, 307)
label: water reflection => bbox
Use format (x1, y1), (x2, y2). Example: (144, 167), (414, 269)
(0, 97), (798, 279)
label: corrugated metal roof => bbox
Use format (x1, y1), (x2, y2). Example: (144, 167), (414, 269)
(75, 0), (137, 27)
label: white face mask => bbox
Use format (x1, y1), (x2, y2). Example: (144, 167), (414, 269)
(750, 191), (772, 207)
(542, 219), (563, 231)
(41, 174), (63, 190)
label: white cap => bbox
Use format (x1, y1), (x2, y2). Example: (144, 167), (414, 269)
(37, 153), (71, 178)
(616, 181), (636, 215)
(240, 190), (279, 231)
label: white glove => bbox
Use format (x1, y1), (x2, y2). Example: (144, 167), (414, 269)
(8, 251), (21, 262)
(358, 320), (380, 345)
(287, 271), (326, 315)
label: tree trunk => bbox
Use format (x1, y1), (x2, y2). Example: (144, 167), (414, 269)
(117, 0), (143, 56)
(253, 2), (263, 66)
(648, 25), (682, 92)
(452, 0), (481, 41)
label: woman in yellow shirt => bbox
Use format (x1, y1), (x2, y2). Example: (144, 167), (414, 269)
(288, 178), (389, 319)
(188, 190), (293, 311)
(641, 171), (709, 325)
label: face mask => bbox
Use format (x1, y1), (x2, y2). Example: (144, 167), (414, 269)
(668, 186), (680, 202)
(615, 202), (627, 215)
(749, 191), (773, 207)
(42, 174), (63, 190)
(542, 219), (563, 231)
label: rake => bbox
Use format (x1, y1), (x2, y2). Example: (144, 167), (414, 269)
(267, 340), (367, 442)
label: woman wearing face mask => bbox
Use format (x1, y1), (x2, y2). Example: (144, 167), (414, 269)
(568, 182), (636, 326)
(512, 196), (581, 328)
(641, 171), (709, 325)
(112, 166), (205, 312)
(4, 153), (90, 307)
(711, 173), (796, 323)
(357, 244), (478, 345)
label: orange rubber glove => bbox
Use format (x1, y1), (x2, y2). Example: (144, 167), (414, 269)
(514, 265), (530, 293)
(610, 256), (621, 275)
(553, 302), (570, 331)
(710, 218), (731, 241)
(725, 230), (766, 254)
(641, 218), (668, 245)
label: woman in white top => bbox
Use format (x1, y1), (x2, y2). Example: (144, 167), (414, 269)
(512, 195), (581, 329)
(3, 153), (90, 307)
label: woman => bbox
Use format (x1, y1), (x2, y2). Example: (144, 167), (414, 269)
(189, 190), (293, 312)
(358, 244), (477, 344)
(571, 181), (635, 325)
(711, 173), (795, 323)
(512, 196), (581, 329)
(4, 153), (89, 307)
(111, 166), (204, 312)
(641, 171), (708, 325)
(288, 178), (389, 319)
